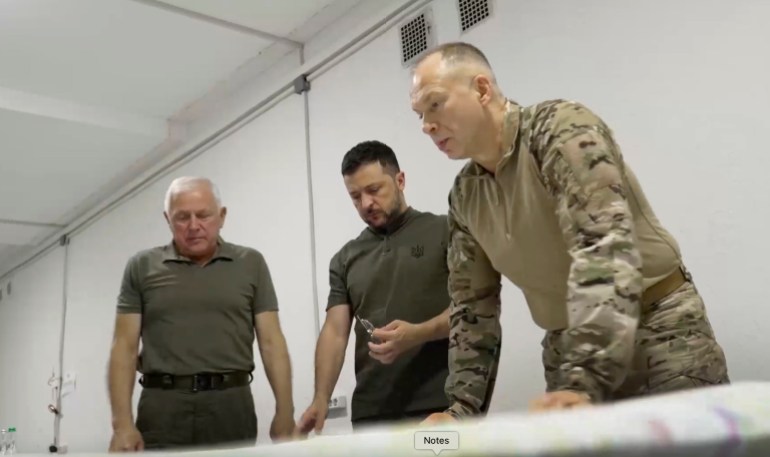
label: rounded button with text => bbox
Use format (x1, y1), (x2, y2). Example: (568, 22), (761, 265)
(414, 431), (459, 455)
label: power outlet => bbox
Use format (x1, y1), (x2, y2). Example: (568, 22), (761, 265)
(328, 395), (347, 411)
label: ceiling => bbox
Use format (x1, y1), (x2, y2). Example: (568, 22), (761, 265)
(0, 0), (367, 276)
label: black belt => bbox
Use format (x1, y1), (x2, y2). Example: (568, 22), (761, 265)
(139, 371), (252, 392)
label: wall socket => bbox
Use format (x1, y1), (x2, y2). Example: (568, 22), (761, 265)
(328, 395), (346, 411)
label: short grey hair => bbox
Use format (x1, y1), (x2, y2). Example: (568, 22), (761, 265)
(415, 41), (493, 70)
(413, 41), (500, 90)
(164, 176), (222, 214)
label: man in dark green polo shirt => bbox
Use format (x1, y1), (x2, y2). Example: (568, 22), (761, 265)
(106, 176), (295, 451)
(296, 140), (491, 434)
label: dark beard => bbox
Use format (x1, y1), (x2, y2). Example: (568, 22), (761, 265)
(369, 194), (406, 234)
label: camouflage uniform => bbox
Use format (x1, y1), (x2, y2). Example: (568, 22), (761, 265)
(444, 99), (729, 418)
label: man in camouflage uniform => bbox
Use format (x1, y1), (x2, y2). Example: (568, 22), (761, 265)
(408, 42), (730, 422)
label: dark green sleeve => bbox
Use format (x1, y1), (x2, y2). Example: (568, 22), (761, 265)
(116, 254), (142, 314)
(326, 250), (349, 309)
(251, 251), (279, 315)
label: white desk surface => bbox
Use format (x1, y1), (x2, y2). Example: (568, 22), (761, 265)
(32, 381), (770, 456)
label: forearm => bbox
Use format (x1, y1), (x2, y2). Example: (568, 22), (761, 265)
(313, 327), (347, 403)
(548, 132), (644, 401)
(445, 288), (501, 418)
(529, 100), (650, 401)
(260, 335), (294, 413)
(557, 228), (642, 401)
(444, 201), (502, 418)
(108, 346), (137, 430)
(415, 307), (450, 343)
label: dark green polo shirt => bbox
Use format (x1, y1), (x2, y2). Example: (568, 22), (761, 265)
(116, 238), (278, 375)
(328, 207), (450, 421)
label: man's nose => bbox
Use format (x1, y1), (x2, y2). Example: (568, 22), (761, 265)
(422, 119), (437, 135)
(188, 216), (202, 229)
(361, 194), (375, 209)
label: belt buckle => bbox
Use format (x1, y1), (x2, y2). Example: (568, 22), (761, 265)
(192, 374), (211, 392)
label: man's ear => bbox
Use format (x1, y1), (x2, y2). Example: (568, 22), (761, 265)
(396, 171), (406, 191)
(220, 206), (228, 226)
(473, 75), (493, 105)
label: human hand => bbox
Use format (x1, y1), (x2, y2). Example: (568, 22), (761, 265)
(294, 398), (329, 437)
(270, 408), (296, 442)
(108, 425), (144, 452)
(368, 320), (421, 364)
(529, 390), (592, 412)
(420, 412), (457, 426)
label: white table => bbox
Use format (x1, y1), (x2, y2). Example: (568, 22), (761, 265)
(40, 381), (770, 456)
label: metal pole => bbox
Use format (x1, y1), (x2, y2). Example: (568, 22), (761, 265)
(297, 46), (321, 338)
(53, 235), (70, 452)
(0, 218), (65, 229)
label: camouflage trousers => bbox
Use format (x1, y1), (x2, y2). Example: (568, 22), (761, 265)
(542, 276), (730, 401)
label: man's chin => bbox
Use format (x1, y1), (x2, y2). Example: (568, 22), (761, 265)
(180, 241), (214, 256)
(441, 148), (465, 160)
(185, 241), (208, 250)
(364, 216), (388, 230)
(366, 220), (386, 230)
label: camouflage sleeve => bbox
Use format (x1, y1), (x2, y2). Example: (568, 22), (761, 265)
(534, 100), (643, 402)
(444, 189), (503, 418)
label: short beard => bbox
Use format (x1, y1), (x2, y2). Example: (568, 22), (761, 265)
(370, 192), (405, 231)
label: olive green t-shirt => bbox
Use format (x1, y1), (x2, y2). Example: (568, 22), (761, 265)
(116, 238), (278, 375)
(327, 207), (450, 421)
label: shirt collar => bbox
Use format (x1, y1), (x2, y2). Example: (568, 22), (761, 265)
(499, 99), (521, 163)
(162, 236), (234, 263)
(460, 99), (521, 178)
(368, 206), (418, 237)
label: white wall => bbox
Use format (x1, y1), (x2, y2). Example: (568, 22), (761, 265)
(1, 0), (769, 451)
(0, 248), (64, 453)
(56, 93), (316, 452)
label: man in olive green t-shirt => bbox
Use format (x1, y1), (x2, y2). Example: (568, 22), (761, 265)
(296, 141), (490, 434)
(106, 177), (295, 451)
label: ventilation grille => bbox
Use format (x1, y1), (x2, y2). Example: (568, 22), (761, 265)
(399, 8), (435, 67)
(458, 0), (492, 32)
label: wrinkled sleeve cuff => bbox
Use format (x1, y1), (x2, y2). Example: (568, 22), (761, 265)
(445, 401), (475, 419)
(555, 366), (606, 402)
